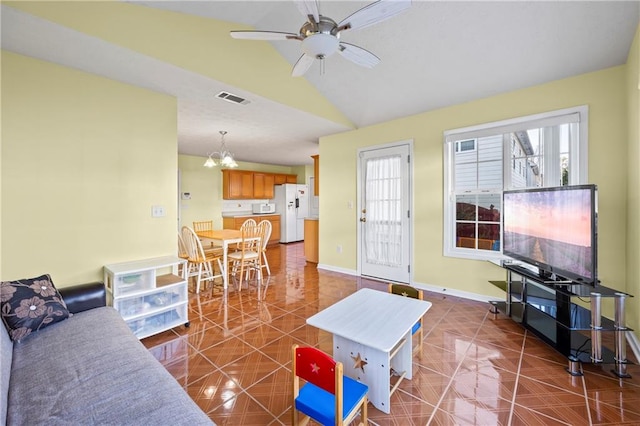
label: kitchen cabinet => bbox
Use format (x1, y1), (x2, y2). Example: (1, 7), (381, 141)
(222, 170), (296, 199)
(223, 214), (281, 245)
(222, 170), (253, 199)
(253, 173), (275, 199)
(304, 218), (319, 263)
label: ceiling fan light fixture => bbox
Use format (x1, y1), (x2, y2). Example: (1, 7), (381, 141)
(302, 33), (339, 58)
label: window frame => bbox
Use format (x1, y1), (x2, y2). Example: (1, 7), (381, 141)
(442, 105), (589, 261)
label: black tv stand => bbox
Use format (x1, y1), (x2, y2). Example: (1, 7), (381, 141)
(489, 264), (633, 378)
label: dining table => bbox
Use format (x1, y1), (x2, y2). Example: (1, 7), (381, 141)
(195, 229), (242, 290)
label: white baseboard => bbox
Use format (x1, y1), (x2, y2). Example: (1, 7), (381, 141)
(316, 264), (358, 276)
(411, 280), (498, 303)
(627, 330), (640, 362)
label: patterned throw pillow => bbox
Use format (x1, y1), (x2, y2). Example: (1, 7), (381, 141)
(0, 274), (71, 342)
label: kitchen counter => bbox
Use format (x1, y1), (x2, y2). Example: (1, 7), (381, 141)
(221, 212), (279, 218)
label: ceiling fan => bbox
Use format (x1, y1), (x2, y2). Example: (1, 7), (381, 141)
(230, 0), (411, 77)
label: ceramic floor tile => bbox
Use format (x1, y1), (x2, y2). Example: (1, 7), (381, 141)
(237, 322), (286, 349)
(244, 366), (293, 419)
(142, 242), (640, 425)
(185, 369), (242, 415)
(207, 391), (278, 425)
(258, 334), (307, 366)
(199, 336), (254, 368)
(222, 350), (281, 390)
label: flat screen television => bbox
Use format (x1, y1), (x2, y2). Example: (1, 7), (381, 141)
(503, 184), (598, 285)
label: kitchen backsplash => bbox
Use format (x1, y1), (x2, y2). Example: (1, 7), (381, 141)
(222, 200), (269, 214)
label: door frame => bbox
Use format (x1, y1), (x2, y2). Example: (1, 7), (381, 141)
(356, 139), (414, 283)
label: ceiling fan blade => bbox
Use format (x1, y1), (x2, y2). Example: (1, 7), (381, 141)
(230, 31), (301, 41)
(338, 42), (380, 69)
(291, 54), (315, 77)
(337, 0), (411, 32)
(294, 0), (320, 24)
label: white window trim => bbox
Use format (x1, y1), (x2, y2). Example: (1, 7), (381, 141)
(442, 105), (589, 261)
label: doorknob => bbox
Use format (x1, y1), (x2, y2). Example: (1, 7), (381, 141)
(360, 217), (367, 222)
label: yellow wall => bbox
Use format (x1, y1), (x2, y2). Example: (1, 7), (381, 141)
(178, 155), (294, 229)
(1, 51), (178, 286)
(627, 25), (640, 332)
(320, 65), (628, 300)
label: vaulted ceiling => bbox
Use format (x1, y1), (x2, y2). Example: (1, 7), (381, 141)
(2, 1), (638, 165)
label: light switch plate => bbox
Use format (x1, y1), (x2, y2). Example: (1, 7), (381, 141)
(152, 205), (166, 217)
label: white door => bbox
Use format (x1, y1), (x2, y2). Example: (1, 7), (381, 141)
(358, 143), (411, 283)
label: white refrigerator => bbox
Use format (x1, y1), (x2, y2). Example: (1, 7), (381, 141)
(272, 184), (309, 243)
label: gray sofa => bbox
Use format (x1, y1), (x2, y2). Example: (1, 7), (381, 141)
(1, 282), (213, 425)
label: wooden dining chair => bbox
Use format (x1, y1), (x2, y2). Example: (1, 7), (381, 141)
(227, 222), (264, 291)
(178, 231), (197, 279)
(256, 219), (272, 276)
(193, 220), (222, 253)
(181, 226), (223, 293)
(387, 283), (424, 356)
(291, 344), (368, 426)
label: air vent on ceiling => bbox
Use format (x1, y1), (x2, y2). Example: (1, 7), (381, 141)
(216, 91), (250, 105)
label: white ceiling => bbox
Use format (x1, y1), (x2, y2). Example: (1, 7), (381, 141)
(2, 1), (639, 166)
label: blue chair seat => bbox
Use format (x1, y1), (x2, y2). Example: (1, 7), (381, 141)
(412, 320), (421, 335)
(295, 375), (369, 426)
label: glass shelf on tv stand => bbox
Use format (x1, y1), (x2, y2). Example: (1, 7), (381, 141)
(489, 264), (633, 378)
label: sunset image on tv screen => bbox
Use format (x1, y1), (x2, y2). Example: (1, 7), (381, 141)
(503, 186), (595, 281)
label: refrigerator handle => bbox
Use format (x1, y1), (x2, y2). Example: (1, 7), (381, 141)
(295, 198), (299, 208)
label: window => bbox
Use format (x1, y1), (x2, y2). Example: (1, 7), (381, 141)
(455, 139), (477, 153)
(443, 106), (588, 260)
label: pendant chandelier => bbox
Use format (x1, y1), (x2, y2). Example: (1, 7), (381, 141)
(204, 130), (238, 168)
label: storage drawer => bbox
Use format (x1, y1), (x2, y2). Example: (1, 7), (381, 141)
(109, 270), (154, 297)
(126, 305), (188, 339)
(115, 285), (186, 318)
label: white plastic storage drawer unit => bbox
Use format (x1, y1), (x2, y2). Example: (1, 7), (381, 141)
(104, 256), (189, 339)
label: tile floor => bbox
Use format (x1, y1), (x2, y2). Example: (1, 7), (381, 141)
(142, 243), (640, 425)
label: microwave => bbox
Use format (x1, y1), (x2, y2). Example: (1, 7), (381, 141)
(252, 203), (275, 214)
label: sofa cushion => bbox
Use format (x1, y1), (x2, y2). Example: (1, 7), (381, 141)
(0, 324), (11, 426)
(7, 306), (213, 425)
(0, 274), (70, 342)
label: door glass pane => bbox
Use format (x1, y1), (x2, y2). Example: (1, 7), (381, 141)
(364, 155), (402, 266)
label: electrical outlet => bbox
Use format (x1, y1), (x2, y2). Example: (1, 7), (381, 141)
(336, 245), (343, 253)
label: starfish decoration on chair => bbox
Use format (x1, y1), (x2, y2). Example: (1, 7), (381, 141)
(351, 352), (368, 373)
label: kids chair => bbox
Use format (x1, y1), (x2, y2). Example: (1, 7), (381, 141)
(387, 283), (424, 356)
(292, 344), (368, 426)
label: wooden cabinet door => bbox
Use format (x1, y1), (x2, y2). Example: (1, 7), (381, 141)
(267, 215), (281, 244)
(222, 170), (253, 200)
(286, 174), (297, 183)
(223, 170), (253, 199)
(253, 173), (275, 199)
(274, 174), (287, 185)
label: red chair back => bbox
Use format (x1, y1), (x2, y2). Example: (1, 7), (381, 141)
(294, 346), (337, 395)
